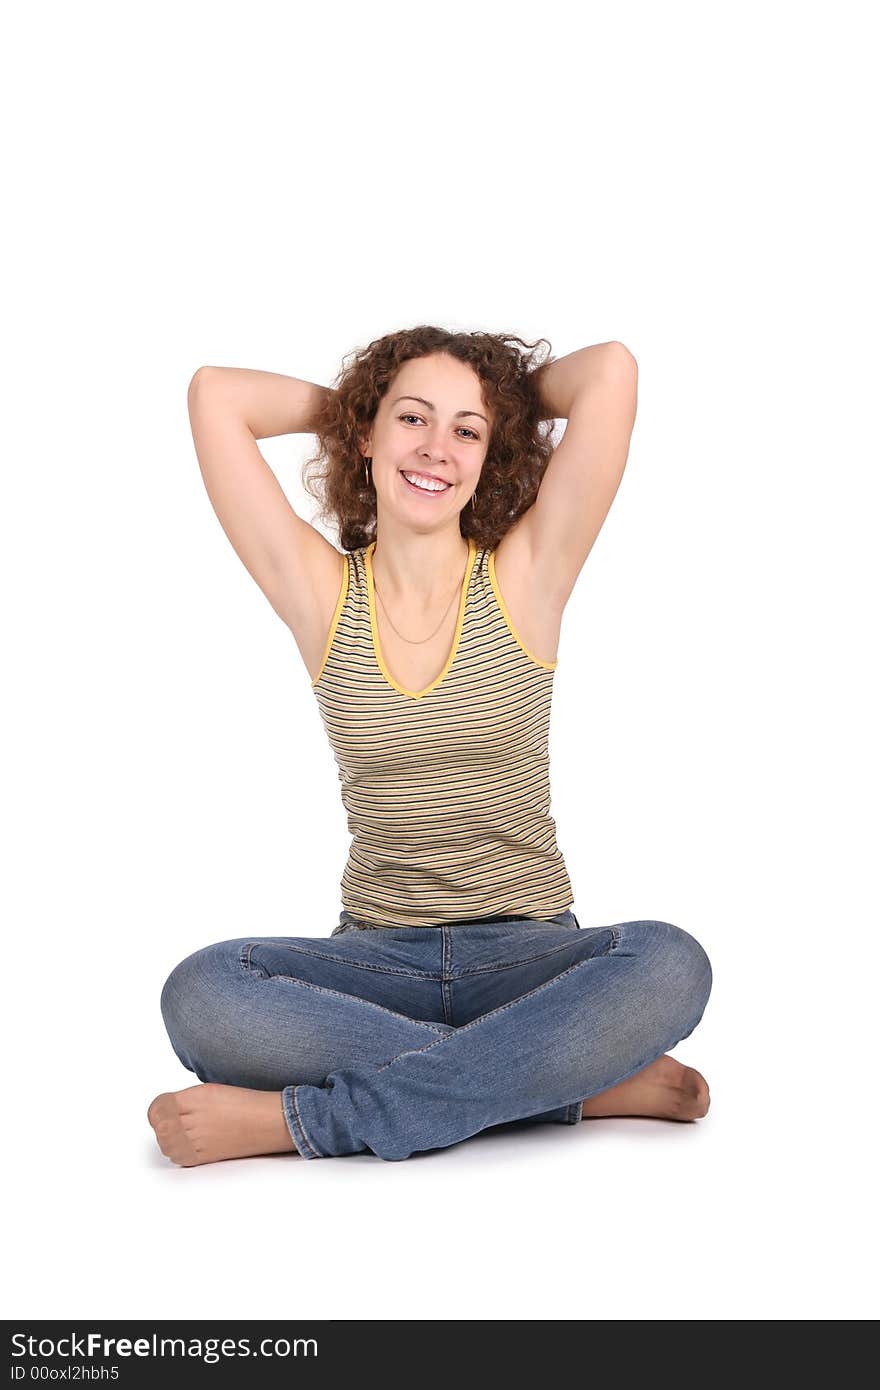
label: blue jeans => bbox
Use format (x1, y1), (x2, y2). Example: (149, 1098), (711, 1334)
(160, 909), (712, 1162)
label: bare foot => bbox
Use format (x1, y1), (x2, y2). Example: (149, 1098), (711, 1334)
(580, 1054), (710, 1122)
(147, 1083), (298, 1166)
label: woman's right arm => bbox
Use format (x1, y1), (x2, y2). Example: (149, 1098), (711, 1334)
(192, 364), (330, 439)
(187, 366), (344, 643)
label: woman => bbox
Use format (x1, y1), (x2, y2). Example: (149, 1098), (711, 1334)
(148, 325), (712, 1165)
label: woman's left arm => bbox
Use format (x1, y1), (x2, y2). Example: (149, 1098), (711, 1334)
(532, 341), (633, 420)
(519, 341), (639, 610)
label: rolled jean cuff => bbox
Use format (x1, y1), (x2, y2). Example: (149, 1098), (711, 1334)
(281, 1084), (324, 1159)
(536, 1100), (583, 1124)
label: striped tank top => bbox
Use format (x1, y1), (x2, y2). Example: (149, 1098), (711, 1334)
(310, 534), (574, 928)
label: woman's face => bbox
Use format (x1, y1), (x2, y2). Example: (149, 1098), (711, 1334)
(361, 352), (492, 526)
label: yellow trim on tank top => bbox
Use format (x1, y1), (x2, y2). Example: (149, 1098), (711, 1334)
(311, 552), (349, 688)
(488, 549), (558, 670)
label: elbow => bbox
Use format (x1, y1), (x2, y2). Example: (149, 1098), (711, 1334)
(609, 342), (638, 369)
(187, 366), (217, 403)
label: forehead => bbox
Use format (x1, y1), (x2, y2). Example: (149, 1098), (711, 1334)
(389, 356), (489, 412)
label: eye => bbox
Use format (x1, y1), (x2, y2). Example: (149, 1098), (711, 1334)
(399, 413), (480, 441)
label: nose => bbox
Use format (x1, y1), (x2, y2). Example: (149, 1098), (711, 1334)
(420, 425), (449, 463)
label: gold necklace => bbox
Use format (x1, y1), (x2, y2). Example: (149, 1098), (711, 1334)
(373, 549), (468, 645)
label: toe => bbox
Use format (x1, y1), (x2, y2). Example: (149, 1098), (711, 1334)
(687, 1069), (711, 1118)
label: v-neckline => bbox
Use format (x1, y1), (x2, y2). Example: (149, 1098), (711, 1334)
(364, 537), (477, 700)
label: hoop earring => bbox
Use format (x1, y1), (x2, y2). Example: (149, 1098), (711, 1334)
(470, 487), (478, 512)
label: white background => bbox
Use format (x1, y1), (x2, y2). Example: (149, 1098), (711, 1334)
(4, 0), (877, 1321)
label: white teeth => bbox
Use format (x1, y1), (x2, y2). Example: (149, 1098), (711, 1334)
(401, 471), (450, 493)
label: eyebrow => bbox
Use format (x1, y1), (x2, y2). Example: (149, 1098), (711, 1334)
(392, 395), (489, 425)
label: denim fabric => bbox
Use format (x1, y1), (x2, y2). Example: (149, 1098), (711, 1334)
(160, 909), (712, 1163)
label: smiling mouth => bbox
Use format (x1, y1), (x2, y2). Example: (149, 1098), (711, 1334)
(399, 470), (453, 494)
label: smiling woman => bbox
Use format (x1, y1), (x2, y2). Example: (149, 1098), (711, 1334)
(150, 324), (713, 1167)
(300, 323), (557, 552)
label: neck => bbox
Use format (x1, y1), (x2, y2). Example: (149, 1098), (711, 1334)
(371, 524), (470, 606)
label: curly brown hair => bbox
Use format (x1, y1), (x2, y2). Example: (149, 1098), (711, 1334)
(302, 324), (558, 553)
